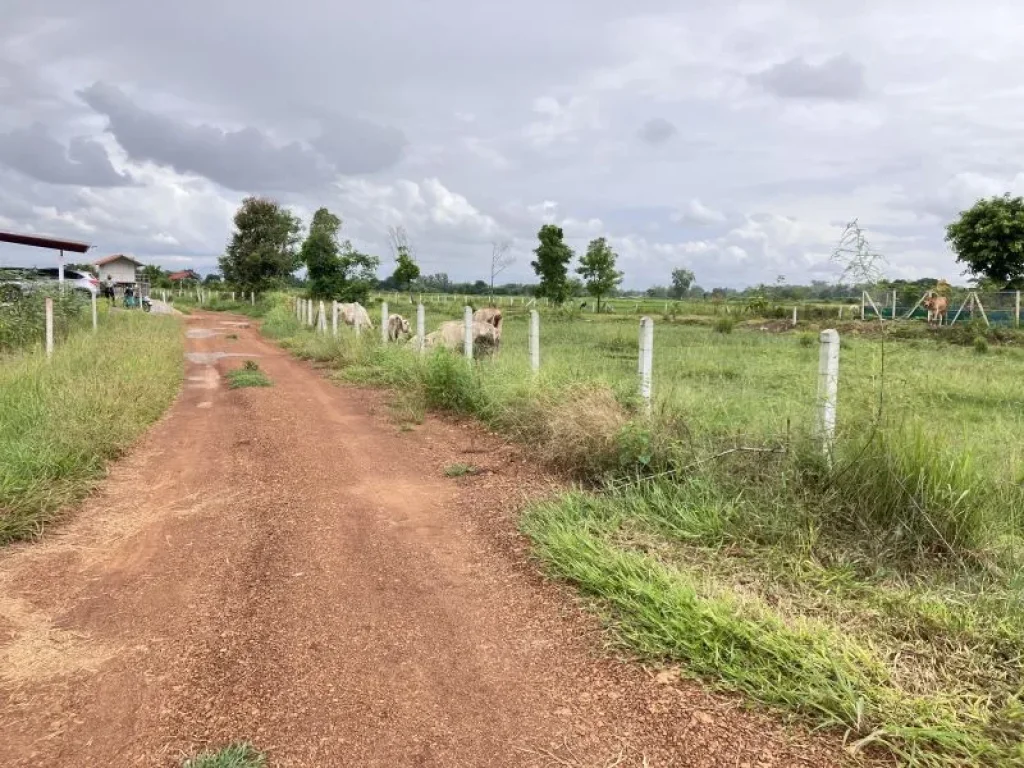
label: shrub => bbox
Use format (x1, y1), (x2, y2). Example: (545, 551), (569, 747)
(422, 350), (480, 413)
(713, 316), (735, 334)
(973, 336), (989, 354)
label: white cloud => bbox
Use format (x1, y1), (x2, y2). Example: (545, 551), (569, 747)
(672, 199), (726, 226)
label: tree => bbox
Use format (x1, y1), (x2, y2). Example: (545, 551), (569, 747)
(387, 225), (420, 294)
(577, 237), (623, 312)
(139, 264), (168, 288)
(488, 240), (514, 299)
(946, 194), (1024, 288)
(300, 207), (343, 298)
(219, 196), (301, 292)
(300, 207), (379, 302)
(530, 224), (574, 305)
(670, 268), (695, 299)
(391, 251), (420, 293)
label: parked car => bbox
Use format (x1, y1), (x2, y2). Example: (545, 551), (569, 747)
(0, 267), (99, 296)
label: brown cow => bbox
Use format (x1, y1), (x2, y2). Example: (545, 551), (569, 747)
(922, 292), (949, 326)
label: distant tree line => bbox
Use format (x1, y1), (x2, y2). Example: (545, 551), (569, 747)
(144, 192), (1024, 303)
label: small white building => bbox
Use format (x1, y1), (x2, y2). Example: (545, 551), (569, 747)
(94, 254), (143, 286)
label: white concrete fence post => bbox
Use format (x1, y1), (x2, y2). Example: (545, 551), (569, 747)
(417, 303), (425, 355)
(638, 316), (653, 412)
(381, 301), (389, 342)
(332, 300), (339, 336)
(891, 290), (898, 320)
(529, 309), (540, 374)
(1016, 290), (1021, 328)
(816, 329), (840, 461)
(251, 291), (255, 306)
(463, 305), (473, 364)
(45, 297), (54, 359)
(91, 291), (98, 332)
(318, 300), (327, 333)
(792, 306), (798, 326)
(231, 291), (236, 302)
(306, 298), (313, 327)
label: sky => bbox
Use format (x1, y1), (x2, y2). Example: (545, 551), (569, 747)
(2, 0), (1023, 290)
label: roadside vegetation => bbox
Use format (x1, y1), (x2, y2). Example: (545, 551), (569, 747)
(0, 288), (88, 353)
(0, 311), (182, 544)
(181, 743), (265, 768)
(226, 360), (271, 389)
(256, 291), (1024, 766)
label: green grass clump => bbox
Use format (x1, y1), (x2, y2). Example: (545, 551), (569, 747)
(444, 462), (480, 477)
(712, 315), (735, 334)
(182, 742), (265, 768)
(0, 312), (182, 544)
(226, 361), (271, 388)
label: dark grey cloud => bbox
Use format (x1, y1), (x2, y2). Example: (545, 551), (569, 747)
(752, 54), (866, 101)
(0, 122), (130, 187)
(78, 82), (404, 193)
(638, 117), (677, 145)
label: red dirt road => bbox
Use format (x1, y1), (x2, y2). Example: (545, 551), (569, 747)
(0, 313), (844, 767)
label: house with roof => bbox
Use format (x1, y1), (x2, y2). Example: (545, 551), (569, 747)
(167, 269), (201, 283)
(94, 254), (144, 287)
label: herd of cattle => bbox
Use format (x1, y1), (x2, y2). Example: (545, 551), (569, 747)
(335, 303), (504, 352)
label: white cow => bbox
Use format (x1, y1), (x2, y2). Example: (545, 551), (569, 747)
(472, 307), (503, 332)
(387, 313), (411, 341)
(422, 320), (501, 354)
(338, 302), (373, 331)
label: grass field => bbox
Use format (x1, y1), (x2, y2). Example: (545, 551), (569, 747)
(260, 295), (1024, 766)
(0, 311), (182, 544)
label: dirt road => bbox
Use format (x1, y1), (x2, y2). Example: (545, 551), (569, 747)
(0, 312), (843, 767)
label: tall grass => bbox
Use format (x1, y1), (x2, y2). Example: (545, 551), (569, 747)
(0, 312), (182, 543)
(0, 288), (88, 353)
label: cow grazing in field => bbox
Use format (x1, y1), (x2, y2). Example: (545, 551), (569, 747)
(339, 302), (373, 331)
(387, 313), (411, 341)
(421, 320), (501, 355)
(472, 307), (503, 333)
(922, 292), (949, 326)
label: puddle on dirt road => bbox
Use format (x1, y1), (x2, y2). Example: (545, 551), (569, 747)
(185, 352), (259, 365)
(186, 328), (222, 339)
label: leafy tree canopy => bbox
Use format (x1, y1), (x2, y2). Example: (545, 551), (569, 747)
(299, 207), (379, 303)
(670, 268), (695, 299)
(530, 224), (574, 304)
(946, 194), (1024, 288)
(577, 237), (623, 312)
(219, 196), (301, 292)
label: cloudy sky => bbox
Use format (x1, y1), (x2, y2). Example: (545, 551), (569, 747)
(2, 1), (1023, 289)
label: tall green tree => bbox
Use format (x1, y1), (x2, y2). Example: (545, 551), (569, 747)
(391, 251), (420, 292)
(576, 237), (622, 312)
(530, 224), (574, 304)
(670, 268), (695, 299)
(946, 194), (1024, 288)
(219, 196), (301, 292)
(300, 207), (379, 302)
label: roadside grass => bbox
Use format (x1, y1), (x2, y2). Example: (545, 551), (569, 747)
(522, 476), (1024, 766)
(181, 742), (265, 768)
(225, 360), (271, 389)
(0, 312), (182, 544)
(445, 462), (480, 477)
(260, 294), (1024, 766)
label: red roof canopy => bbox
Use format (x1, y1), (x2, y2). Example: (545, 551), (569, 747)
(168, 269), (199, 281)
(0, 230), (92, 253)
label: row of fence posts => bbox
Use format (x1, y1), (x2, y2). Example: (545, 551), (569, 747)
(293, 297), (842, 459)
